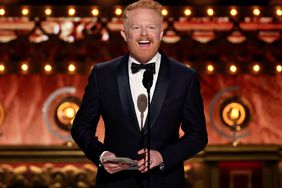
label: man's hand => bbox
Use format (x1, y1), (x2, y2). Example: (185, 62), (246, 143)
(100, 151), (130, 174)
(137, 148), (163, 173)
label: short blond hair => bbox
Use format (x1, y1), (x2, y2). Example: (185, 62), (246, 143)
(122, 0), (163, 21)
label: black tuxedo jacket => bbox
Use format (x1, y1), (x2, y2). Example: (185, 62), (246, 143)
(71, 53), (208, 188)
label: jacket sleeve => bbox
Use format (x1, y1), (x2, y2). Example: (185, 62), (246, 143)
(160, 70), (208, 170)
(71, 65), (106, 166)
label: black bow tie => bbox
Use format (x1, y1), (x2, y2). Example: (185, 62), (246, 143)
(131, 62), (156, 74)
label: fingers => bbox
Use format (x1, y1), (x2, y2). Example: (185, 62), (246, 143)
(101, 151), (130, 174)
(137, 156), (151, 173)
(138, 148), (147, 156)
(101, 149), (163, 174)
(104, 163), (130, 174)
(137, 148), (157, 173)
(137, 148), (149, 173)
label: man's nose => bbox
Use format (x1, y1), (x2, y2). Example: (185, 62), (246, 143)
(140, 28), (148, 36)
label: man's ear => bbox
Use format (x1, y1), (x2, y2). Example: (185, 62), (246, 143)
(160, 29), (164, 39)
(120, 26), (127, 42)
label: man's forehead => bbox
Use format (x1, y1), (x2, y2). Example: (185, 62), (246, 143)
(127, 8), (161, 21)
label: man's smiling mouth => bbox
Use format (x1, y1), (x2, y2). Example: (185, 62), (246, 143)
(138, 40), (151, 47)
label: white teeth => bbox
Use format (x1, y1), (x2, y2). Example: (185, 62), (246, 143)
(138, 40), (150, 44)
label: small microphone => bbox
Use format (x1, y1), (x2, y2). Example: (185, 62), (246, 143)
(137, 94), (147, 131)
(142, 70), (154, 91)
(137, 94), (147, 114)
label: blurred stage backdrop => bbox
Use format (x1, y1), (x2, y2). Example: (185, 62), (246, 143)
(0, 0), (282, 188)
(0, 74), (281, 145)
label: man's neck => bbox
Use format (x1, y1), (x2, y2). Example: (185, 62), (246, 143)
(129, 53), (159, 64)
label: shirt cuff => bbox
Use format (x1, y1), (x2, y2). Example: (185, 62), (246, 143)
(159, 162), (165, 171)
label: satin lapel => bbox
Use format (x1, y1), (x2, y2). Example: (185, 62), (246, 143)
(117, 55), (141, 135)
(143, 54), (170, 135)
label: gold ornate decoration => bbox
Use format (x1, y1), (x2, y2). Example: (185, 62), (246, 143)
(222, 102), (245, 128)
(209, 86), (253, 146)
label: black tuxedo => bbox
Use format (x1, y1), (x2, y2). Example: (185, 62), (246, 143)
(71, 53), (208, 188)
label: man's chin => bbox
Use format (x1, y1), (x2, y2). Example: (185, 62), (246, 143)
(132, 53), (157, 64)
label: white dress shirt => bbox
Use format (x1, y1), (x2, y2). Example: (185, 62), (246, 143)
(128, 53), (161, 130)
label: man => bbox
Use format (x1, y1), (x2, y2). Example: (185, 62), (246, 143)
(71, 0), (208, 187)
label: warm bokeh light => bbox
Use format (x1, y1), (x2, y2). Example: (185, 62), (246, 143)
(276, 9), (282, 16)
(45, 8), (52, 16)
(230, 8), (238, 16)
(229, 65), (237, 73)
(230, 107), (240, 121)
(68, 64), (76, 72)
(184, 8), (192, 16)
(162, 9), (168, 16)
(207, 64), (214, 72)
(253, 8), (260, 16)
(68, 8), (76, 16)
(91, 8), (99, 16)
(66, 141), (74, 147)
(276, 65), (282, 72)
(21, 63), (29, 72)
(115, 8), (122, 16)
(207, 8), (214, 16)
(44, 64), (52, 72)
(0, 64), (5, 72)
(21, 8), (29, 16)
(56, 100), (80, 128)
(222, 101), (248, 128)
(0, 8), (5, 16)
(253, 64), (260, 72)
(65, 107), (75, 119)
(232, 140), (240, 147)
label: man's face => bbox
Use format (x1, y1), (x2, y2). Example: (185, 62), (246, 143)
(121, 8), (163, 64)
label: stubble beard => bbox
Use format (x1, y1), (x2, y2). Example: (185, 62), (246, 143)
(128, 40), (161, 64)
